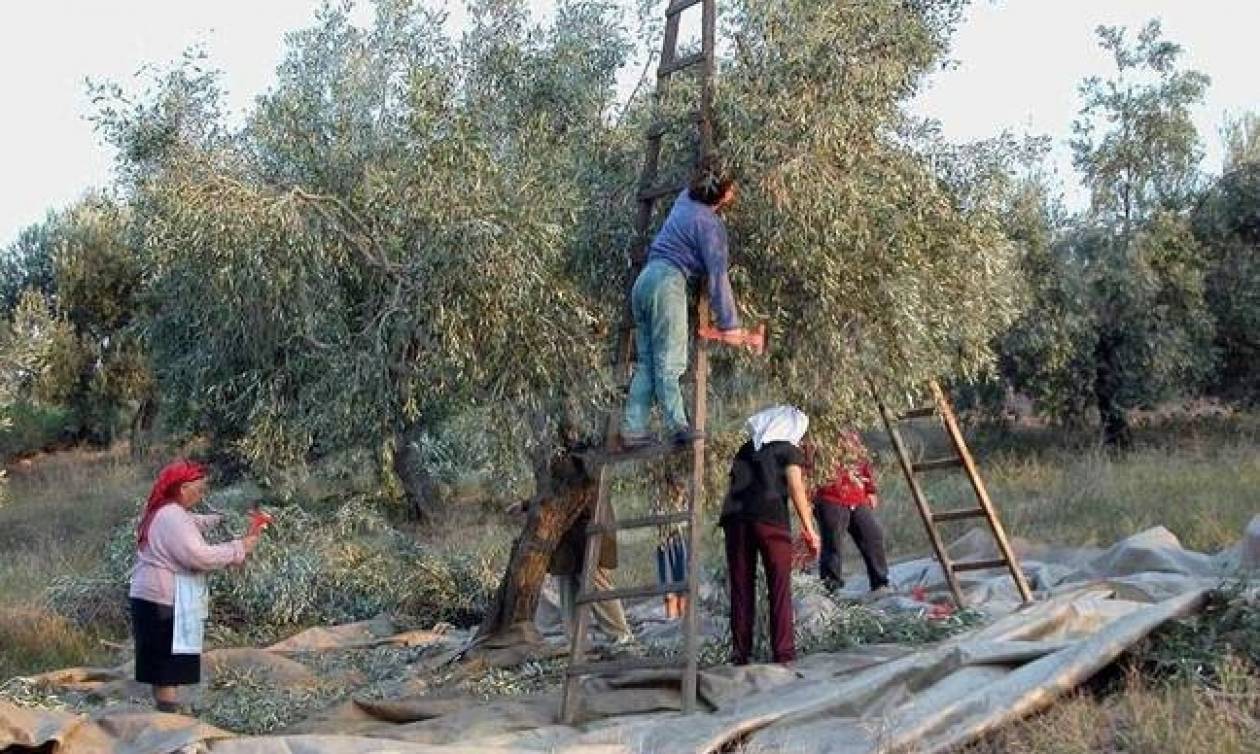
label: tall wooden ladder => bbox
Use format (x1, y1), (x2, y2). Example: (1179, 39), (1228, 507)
(875, 380), (1033, 607)
(559, 0), (719, 724)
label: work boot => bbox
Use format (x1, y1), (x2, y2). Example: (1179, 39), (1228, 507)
(620, 431), (657, 451)
(671, 427), (706, 447)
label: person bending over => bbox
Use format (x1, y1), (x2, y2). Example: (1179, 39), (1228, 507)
(719, 405), (821, 665)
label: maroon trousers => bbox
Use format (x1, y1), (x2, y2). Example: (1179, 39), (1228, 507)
(722, 518), (796, 664)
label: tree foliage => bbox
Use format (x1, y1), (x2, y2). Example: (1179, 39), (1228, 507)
(1005, 21), (1215, 444)
(0, 217), (58, 316)
(997, 176), (1096, 423)
(1195, 160), (1260, 401)
(1220, 111), (1260, 171)
(77, 0), (1034, 494)
(0, 195), (150, 450)
(99, 0), (635, 514)
(703, 0), (1021, 442)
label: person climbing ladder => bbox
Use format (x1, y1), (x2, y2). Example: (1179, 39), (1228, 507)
(620, 153), (750, 450)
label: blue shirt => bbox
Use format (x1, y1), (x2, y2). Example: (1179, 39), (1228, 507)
(646, 191), (741, 330)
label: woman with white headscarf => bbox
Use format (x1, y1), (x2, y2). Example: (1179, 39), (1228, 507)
(718, 405), (821, 665)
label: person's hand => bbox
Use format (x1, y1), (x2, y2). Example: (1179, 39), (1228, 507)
(802, 529), (821, 556)
(868, 495), (880, 510)
(242, 533), (261, 555)
(718, 327), (748, 346)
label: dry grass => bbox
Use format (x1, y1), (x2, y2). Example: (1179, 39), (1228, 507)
(874, 414), (1260, 559)
(961, 666), (1260, 754)
(0, 607), (104, 681)
(0, 445), (153, 555)
(0, 446), (152, 679)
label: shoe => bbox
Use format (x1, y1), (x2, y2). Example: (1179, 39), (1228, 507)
(671, 427), (706, 446)
(611, 633), (637, 647)
(862, 585), (894, 602)
(620, 431), (657, 451)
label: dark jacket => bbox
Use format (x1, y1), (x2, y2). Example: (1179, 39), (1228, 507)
(547, 503), (617, 576)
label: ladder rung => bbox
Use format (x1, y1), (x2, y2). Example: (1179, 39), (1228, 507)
(912, 457), (965, 473)
(567, 656), (679, 677)
(899, 406), (937, 420)
(931, 507), (987, 523)
(638, 181), (684, 202)
(951, 558), (1009, 573)
(587, 512), (690, 536)
(664, 0), (702, 17)
(658, 52), (706, 78)
(576, 581), (688, 605)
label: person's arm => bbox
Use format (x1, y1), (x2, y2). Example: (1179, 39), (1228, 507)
(698, 221), (742, 333)
(785, 464), (820, 554)
(192, 513), (223, 531)
(861, 461), (880, 508)
(161, 510), (254, 572)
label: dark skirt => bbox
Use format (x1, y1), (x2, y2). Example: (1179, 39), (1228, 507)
(130, 597), (201, 686)
(656, 532), (689, 584)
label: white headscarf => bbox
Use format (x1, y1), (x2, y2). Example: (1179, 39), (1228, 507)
(746, 405), (809, 450)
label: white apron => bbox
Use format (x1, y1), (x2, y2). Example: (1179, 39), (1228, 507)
(171, 573), (208, 655)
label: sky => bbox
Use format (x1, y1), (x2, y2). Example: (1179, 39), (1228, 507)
(1, 0), (1258, 249)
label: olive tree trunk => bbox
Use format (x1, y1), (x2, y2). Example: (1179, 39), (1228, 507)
(469, 451), (595, 658)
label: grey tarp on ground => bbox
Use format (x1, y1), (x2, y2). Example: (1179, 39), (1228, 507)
(4, 521), (1256, 754)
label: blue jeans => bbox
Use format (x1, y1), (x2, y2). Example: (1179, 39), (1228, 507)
(623, 260), (689, 435)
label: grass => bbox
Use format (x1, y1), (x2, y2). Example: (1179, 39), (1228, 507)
(0, 446), (151, 679)
(960, 671), (1259, 754)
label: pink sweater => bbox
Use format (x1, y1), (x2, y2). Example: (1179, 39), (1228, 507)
(128, 505), (246, 605)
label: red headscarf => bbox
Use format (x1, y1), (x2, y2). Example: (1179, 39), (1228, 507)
(137, 460), (207, 549)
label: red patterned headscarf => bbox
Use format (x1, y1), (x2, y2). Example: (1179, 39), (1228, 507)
(136, 460), (207, 549)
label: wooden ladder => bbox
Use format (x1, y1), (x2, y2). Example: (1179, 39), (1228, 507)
(875, 380), (1033, 607)
(559, 0), (718, 724)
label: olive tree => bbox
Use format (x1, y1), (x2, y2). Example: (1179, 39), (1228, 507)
(1195, 160), (1260, 402)
(0, 196), (151, 448)
(103, 0), (635, 518)
(1066, 20), (1214, 445)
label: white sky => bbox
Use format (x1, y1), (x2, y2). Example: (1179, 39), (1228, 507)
(2, 0), (1257, 248)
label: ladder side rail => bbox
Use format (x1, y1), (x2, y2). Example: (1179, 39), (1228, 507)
(560, 466), (613, 723)
(680, 0), (718, 711)
(680, 291), (710, 713)
(698, 0), (717, 154)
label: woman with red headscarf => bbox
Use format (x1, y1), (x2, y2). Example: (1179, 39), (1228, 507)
(129, 460), (259, 713)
